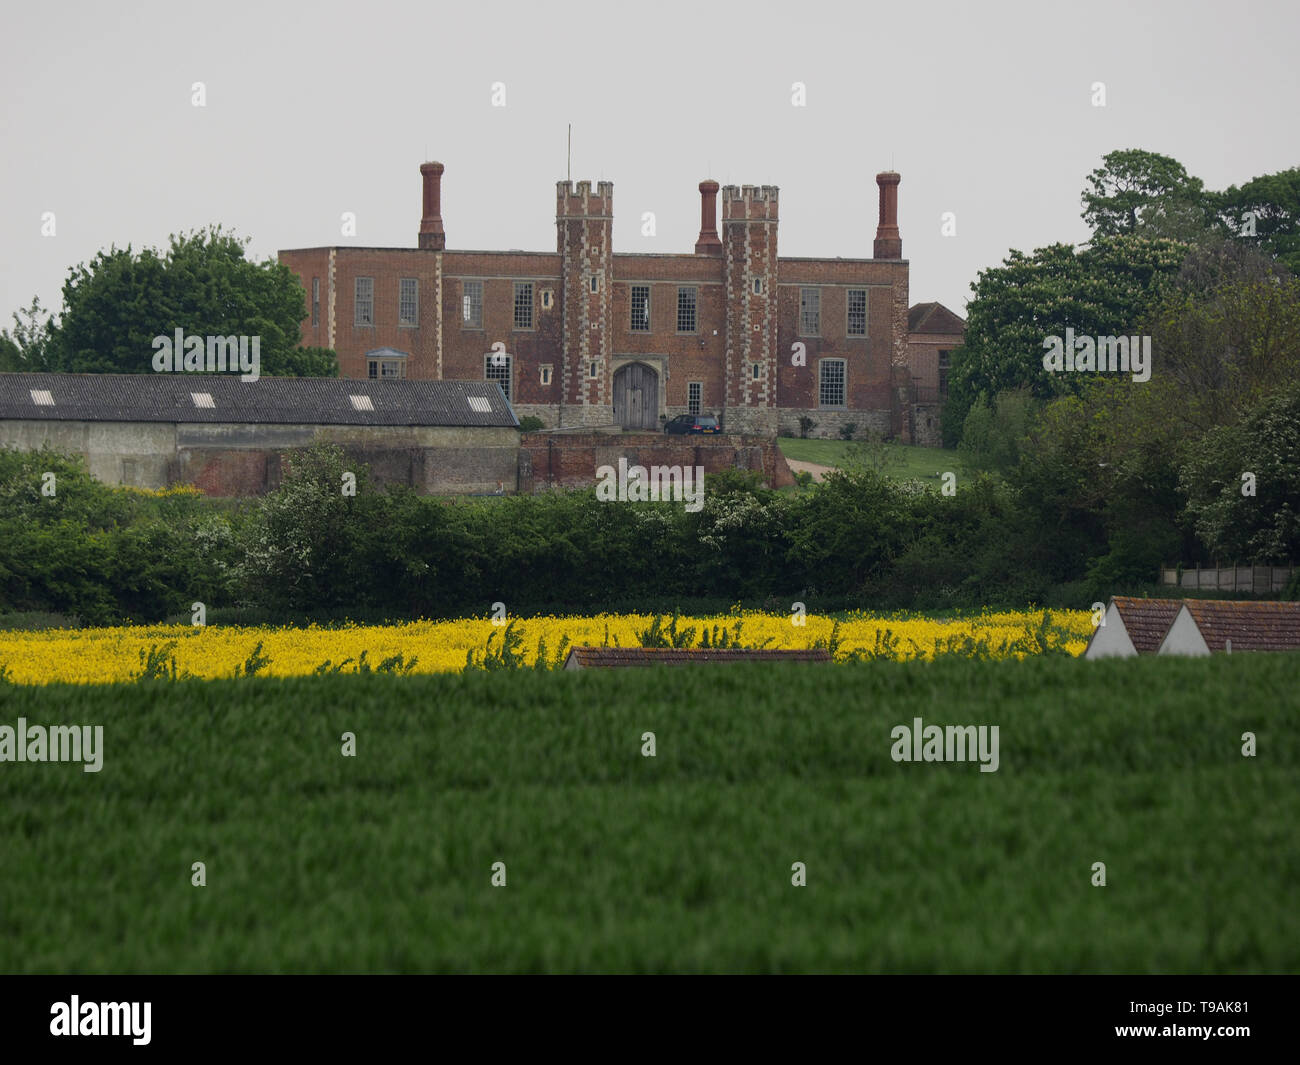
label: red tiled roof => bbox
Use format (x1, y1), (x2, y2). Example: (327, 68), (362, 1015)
(564, 647), (832, 669)
(907, 301), (966, 335)
(1106, 596), (1184, 653)
(1181, 599), (1300, 652)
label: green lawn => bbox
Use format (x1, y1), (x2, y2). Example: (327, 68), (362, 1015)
(778, 438), (970, 482)
(1, 655), (1297, 973)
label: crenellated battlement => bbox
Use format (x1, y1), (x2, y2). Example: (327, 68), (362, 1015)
(720, 184), (780, 221)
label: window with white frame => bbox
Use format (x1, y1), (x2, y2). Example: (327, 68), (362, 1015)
(462, 280), (483, 328)
(367, 357), (405, 379)
(354, 277), (374, 326)
(819, 359), (846, 407)
(631, 285), (650, 331)
(800, 287), (820, 336)
(688, 382), (702, 415)
(399, 278), (418, 326)
(514, 282), (534, 329)
(676, 287), (697, 332)
(847, 289), (867, 336)
(485, 352), (513, 400)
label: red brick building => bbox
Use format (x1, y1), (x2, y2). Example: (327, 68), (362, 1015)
(279, 162), (921, 438)
(903, 301), (967, 446)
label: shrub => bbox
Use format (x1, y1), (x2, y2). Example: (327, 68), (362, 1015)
(798, 416), (816, 439)
(130, 642), (193, 681)
(839, 423), (857, 441)
(518, 415), (545, 432)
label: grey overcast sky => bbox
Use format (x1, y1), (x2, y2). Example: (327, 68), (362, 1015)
(2, 0), (1297, 326)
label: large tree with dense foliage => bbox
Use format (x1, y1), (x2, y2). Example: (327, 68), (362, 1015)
(1143, 243), (1300, 434)
(1213, 167), (1300, 275)
(45, 226), (335, 376)
(1178, 382), (1300, 563)
(1081, 149), (1207, 238)
(941, 234), (1184, 445)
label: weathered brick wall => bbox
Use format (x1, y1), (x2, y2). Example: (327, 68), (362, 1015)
(278, 166), (919, 440)
(278, 247), (332, 356)
(612, 254), (727, 418)
(440, 250), (563, 405)
(519, 431), (794, 492)
(177, 449), (273, 496)
(558, 181), (614, 423)
(722, 185), (779, 426)
(301, 247), (443, 379)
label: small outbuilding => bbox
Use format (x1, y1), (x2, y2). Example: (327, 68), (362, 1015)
(563, 648), (832, 669)
(1083, 597), (1184, 659)
(1157, 599), (1300, 656)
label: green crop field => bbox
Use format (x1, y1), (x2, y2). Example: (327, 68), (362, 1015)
(1, 655), (1297, 973)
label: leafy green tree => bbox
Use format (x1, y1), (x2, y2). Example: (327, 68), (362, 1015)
(271, 346), (339, 377)
(942, 235), (1184, 445)
(236, 443), (374, 611)
(1143, 247), (1300, 434)
(46, 226), (319, 375)
(1081, 149), (1207, 238)
(0, 296), (57, 371)
(957, 389), (1040, 475)
(1214, 167), (1300, 275)
(1011, 378), (1188, 591)
(1179, 383), (1300, 563)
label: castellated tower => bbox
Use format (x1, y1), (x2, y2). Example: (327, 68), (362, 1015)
(556, 180), (614, 426)
(721, 184), (780, 435)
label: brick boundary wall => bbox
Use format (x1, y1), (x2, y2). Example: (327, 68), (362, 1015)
(519, 431), (795, 493)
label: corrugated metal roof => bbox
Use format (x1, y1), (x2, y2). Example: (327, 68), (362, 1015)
(564, 647), (832, 669)
(0, 373), (518, 428)
(1181, 600), (1300, 652)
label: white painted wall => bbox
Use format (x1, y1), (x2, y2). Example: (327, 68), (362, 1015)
(1157, 606), (1211, 656)
(1083, 602), (1138, 659)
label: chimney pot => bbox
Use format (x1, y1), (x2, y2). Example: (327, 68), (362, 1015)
(873, 171), (902, 259)
(695, 179), (722, 255)
(419, 161), (446, 250)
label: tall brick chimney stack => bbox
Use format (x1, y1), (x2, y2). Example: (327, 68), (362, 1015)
(873, 171), (902, 259)
(695, 179), (722, 255)
(419, 162), (446, 250)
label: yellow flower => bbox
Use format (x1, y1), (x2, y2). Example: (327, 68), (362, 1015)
(0, 609), (1094, 684)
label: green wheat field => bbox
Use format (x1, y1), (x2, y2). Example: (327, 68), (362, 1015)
(1, 654), (1297, 973)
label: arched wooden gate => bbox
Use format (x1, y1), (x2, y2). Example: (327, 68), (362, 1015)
(612, 363), (660, 430)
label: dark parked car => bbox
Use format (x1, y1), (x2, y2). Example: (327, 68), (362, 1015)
(664, 414), (720, 435)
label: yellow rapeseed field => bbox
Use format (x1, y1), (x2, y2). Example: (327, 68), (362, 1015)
(0, 610), (1093, 684)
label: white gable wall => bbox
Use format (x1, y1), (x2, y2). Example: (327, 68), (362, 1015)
(1083, 602), (1139, 659)
(1157, 605), (1211, 656)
